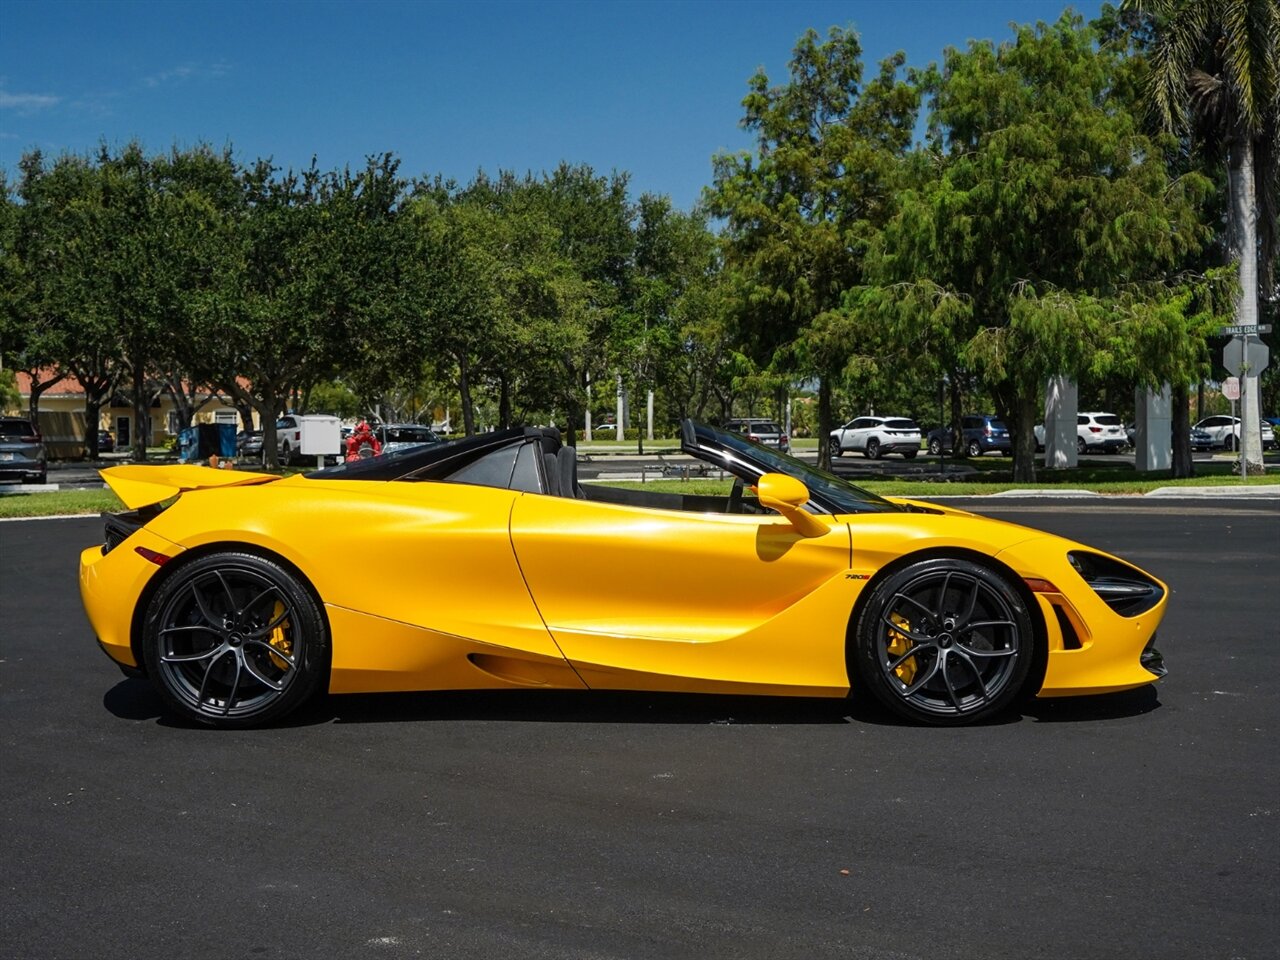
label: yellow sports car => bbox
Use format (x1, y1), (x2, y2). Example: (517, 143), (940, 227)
(79, 420), (1167, 728)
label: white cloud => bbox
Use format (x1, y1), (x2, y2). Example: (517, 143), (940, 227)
(142, 61), (231, 88)
(0, 90), (61, 112)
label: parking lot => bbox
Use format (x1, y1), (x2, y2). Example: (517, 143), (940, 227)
(2, 501), (1277, 960)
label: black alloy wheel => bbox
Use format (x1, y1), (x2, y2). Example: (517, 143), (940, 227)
(866, 438), (881, 460)
(852, 557), (1035, 725)
(966, 440), (982, 458)
(142, 552), (329, 728)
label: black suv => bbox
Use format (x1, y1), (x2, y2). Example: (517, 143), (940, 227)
(0, 416), (48, 484)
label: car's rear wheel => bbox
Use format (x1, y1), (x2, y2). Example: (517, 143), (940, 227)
(927, 437), (942, 456)
(903, 449), (917, 459)
(966, 440), (981, 458)
(852, 557), (1035, 725)
(1076, 436), (1086, 454)
(829, 437), (842, 458)
(866, 438), (881, 459)
(1227, 434), (1238, 451)
(142, 552), (329, 728)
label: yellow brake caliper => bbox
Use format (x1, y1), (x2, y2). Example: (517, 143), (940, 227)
(266, 600), (293, 671)
(887, 613), (917, 684)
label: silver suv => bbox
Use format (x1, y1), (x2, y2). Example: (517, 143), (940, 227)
(723, 418), (789, 452)
(0, 416), (47, 484)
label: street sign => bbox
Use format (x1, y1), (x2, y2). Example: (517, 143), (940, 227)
(1222, 377), (1240, 401)
(1223, 338), (1270, 376)
(1218, 324), (1273, 335)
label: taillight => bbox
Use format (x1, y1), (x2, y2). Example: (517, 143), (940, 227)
(1089, 426), (1101, 433)
(21, 434), (40, 443)
(748, 434), (759, 442)
(984, 425), (993, 436)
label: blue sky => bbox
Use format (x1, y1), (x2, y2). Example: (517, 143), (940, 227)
(2, 0), (1102, 209)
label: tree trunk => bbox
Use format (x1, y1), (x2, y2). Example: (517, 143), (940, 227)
(131, 362), (149, 461)
(816, 377), (833, 471)
(498, 376), (512, 430)
(25, 368), (66, 429)
(1171, 383), (1193, 479)
(1012, 392), (1038, 484)
(949, 375), (963, 451)
(1229, 136), (1264, 472)
(458, 356), (476, 437)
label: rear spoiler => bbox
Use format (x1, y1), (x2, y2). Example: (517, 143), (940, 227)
(101, 464), (279, 510)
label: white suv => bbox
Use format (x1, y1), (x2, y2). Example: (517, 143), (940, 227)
(1193, 415), (1276, 451)
(830, 416), (921, 460)
(1034, 412), (1127, 454)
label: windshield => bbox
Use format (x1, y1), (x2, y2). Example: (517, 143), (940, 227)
(693, 422), (900, 514)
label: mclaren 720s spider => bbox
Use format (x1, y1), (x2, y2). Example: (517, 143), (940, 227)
(79, 420), (1168, 728)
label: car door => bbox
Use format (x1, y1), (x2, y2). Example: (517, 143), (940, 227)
(846, 417), (873, 452)
(509, 493), (852, 693)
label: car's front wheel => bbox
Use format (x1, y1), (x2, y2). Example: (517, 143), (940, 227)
(927, 437), (942, 456)
(141, 552), (329, 728)
(966, 440), (982, 458)
(829, 437), (842, 458)
(851, 557), (1035, 725)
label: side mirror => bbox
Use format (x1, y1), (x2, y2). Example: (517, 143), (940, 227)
(754, 473), (829, 538)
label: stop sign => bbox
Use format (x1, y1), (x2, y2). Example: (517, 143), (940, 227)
(1223, 337), (1270, 376)
(1222, 377), (1240, 400)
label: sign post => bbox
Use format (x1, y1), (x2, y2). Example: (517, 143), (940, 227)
(1220, 329), (1271, 478)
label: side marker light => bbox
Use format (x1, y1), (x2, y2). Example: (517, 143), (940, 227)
(1023, 577), (1059, 593)
(134, 546), (171, 566)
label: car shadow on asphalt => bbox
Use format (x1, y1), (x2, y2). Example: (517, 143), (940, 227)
(103, 679), (1161, 729)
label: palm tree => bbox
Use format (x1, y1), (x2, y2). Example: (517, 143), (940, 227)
(1132, 0), (1279, 472)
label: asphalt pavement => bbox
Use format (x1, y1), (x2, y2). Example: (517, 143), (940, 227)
(1, 502), (1277, 960)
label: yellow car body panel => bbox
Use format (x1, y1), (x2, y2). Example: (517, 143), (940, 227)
(82, 461), (1167, 710)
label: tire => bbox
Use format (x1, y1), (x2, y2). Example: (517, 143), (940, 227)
(866, 438), (881, 460)
(829, 437), (842, 458)
(141, 552), (329, 728)
(1076, 436), (1086, 455)
(927, 437), (942, 456)
(966, 440), (981, 458)
(1001, 449), (1012, 457)
(903, 449), (917, 460)
(851, 557), (1035, 725)
(1227, 435), (1239, 451)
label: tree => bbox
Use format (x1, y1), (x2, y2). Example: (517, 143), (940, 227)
(706, 28), (921, 468)
(864, 14), (1217, 481)
(1130, 0), (1280, 472)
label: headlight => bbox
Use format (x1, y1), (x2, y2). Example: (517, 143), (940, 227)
(1067, 551), (1164, 617)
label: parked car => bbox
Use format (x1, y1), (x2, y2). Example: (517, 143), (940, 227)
(830, 416), (921, 460)
(724, 418), (790, 452)
(0, 416), (47, 484)
(925, 414), (1012, 458)
(1192, 415), (1276, 451)
(376, 423), (441, 456)
(236, 430), (263, 459)
(97, 429), (115, 454)
(1124, 424), (1217, 452)
(82, 418), (1170, 728)
(1034, 412), (1127, 454)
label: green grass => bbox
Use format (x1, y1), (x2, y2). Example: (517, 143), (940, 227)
(0, 488), (124, 518)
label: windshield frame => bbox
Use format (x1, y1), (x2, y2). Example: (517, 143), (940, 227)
(681, 420), (901, 515)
